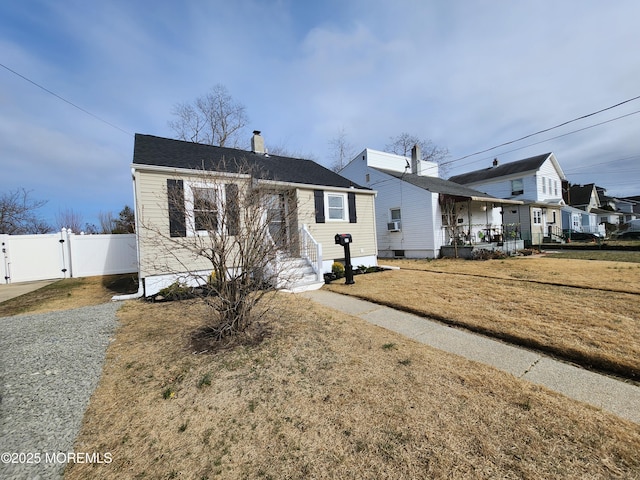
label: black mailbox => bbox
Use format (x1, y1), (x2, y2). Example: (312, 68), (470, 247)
(334, 233), (352, 246)
(334, 233), (355, 285)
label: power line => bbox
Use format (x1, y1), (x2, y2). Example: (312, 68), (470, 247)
(447, 94), (640, 165)
(447, 109), (640, 173)
(0, 63), (132, 137)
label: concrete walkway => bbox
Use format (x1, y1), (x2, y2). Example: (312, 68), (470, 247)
(0, 279), (58, 303)
(301, 289), (640, 425)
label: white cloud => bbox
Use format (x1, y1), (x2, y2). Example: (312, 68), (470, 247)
(1, 0), (639, 227)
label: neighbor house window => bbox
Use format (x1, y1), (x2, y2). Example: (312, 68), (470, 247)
(554, 180), (559, 196)
(533, 209), (542, 224)
(390, 208), (401, 222)
(511, 179), (524, 196)
(327, 193), (347, 221)
(542, 177), (546, 194)
(193, 187), (218, 231)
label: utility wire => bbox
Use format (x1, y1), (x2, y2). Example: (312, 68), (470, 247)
(0, 63), (132, 136)
(445, 109), (640, 176)
(447, 94), (640, 165)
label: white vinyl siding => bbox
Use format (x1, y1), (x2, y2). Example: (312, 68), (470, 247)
(341, 158), (440, 258)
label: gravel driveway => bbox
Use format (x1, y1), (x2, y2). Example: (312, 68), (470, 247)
(0, 302), (120, 480)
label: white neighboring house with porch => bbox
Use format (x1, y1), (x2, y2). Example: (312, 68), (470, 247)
(339, 146), (522, 258)
(131, 133), (378, 296)
(449, 153), (567, 246)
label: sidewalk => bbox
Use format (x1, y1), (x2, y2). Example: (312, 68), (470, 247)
(0, 279), (57, 304)
(301, 289), (640, 425)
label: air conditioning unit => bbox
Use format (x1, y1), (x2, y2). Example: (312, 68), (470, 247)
(387, 221), (401, 232)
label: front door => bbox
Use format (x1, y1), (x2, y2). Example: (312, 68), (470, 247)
(267, 193), (289, 250)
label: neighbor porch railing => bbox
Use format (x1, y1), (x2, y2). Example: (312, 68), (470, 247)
(442, 223), (523, 246)
(300, 224), (323, 282)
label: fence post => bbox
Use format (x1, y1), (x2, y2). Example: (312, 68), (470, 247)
(1, 234), (9, 283)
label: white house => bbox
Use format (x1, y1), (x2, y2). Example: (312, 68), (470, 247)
(340, 146), (522, 258)
(449, 153), (567, 246)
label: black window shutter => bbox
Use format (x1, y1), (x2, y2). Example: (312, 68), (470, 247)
(348, 192), (357, 223)
(225, 183), (240, 235)
(167, 179), (186, 237)
(314, 190), (325, 223)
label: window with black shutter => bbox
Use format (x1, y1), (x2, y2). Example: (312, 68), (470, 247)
(225, 184), (240, 235)
(348, 192), (357, 223)
(167, 179), (186, 237)
(314, 190), (325, 223)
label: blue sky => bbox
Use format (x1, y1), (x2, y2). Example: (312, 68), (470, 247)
(2, 0), (640, 229)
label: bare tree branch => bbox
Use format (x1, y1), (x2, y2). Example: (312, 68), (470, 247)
(328, 128), (356, 172)
(168, 84), (249, 148)
(55, 208), (83, 233)
(385, 133), (450, 176)
(0, 188), (50, 234)
(139, 160), (301, 341)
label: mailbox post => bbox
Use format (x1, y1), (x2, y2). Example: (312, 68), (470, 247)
(334, 233), (355, 285)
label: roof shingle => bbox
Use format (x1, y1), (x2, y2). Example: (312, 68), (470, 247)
(375, 168), (520, 203)
(133, 134), (366, 190)
(448, 153), (552, 185)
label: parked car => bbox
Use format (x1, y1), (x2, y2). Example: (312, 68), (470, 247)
(563, 230), (601, 241)
(616, 230), (640, 239)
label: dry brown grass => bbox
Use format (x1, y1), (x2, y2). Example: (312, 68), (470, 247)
(0, 274), (138, 316)
(329, 257), (640, 379)
(379, 256), (640, 293)
(66, 295), (640, 479)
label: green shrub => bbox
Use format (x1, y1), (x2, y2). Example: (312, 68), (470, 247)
(157, 281), (192, 301)
(332, 262), (345, 278)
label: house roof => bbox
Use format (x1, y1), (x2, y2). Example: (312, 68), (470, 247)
(374, 168), (522, 204)
(448, 153), (556, 185)
(568, 183), (596, 206)
(133, 134), (367, 190)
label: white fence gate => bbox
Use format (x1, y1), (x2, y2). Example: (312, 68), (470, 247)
(1, 229), (137, 283)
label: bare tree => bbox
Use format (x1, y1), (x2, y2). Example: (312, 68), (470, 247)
(98, 211), (116, 234)
(328, 128), (356, 172)
(55, 208), (83, 233)
(140, 161), (299, 341)
(385, 133), (450, 176)
(0, 188), (50, 234)
(168, 84), (249, 148)
(98, 206), (135, 234)
(439, 194), (460, 258)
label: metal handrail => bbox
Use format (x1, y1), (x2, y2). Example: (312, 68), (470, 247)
(300, 224), (323, 281)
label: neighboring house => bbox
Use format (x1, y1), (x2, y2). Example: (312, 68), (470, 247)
(339, 146), (522, 258)
(131, 133), (377, 296)
(562, 183), (602, 236)
(561, 205), (605, 237)
(596, 186), (636, 224)
(566, 183), (600, 212)
(621, 195), (640, 216)
(448, 153), (567, 246)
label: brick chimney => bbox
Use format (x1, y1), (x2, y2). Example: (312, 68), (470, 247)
(411, 144), (421, 175)
(251, 130), (265, 154)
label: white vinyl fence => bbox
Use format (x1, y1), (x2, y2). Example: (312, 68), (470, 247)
(1, 229), (137, 283)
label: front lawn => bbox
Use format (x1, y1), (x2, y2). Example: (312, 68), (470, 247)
(328, 257), (640, 379)
(66, 296), (640, 479)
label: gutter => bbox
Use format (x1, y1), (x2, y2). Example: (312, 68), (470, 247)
(112, 278), (144, 301)
(112, 166), (145, 301)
